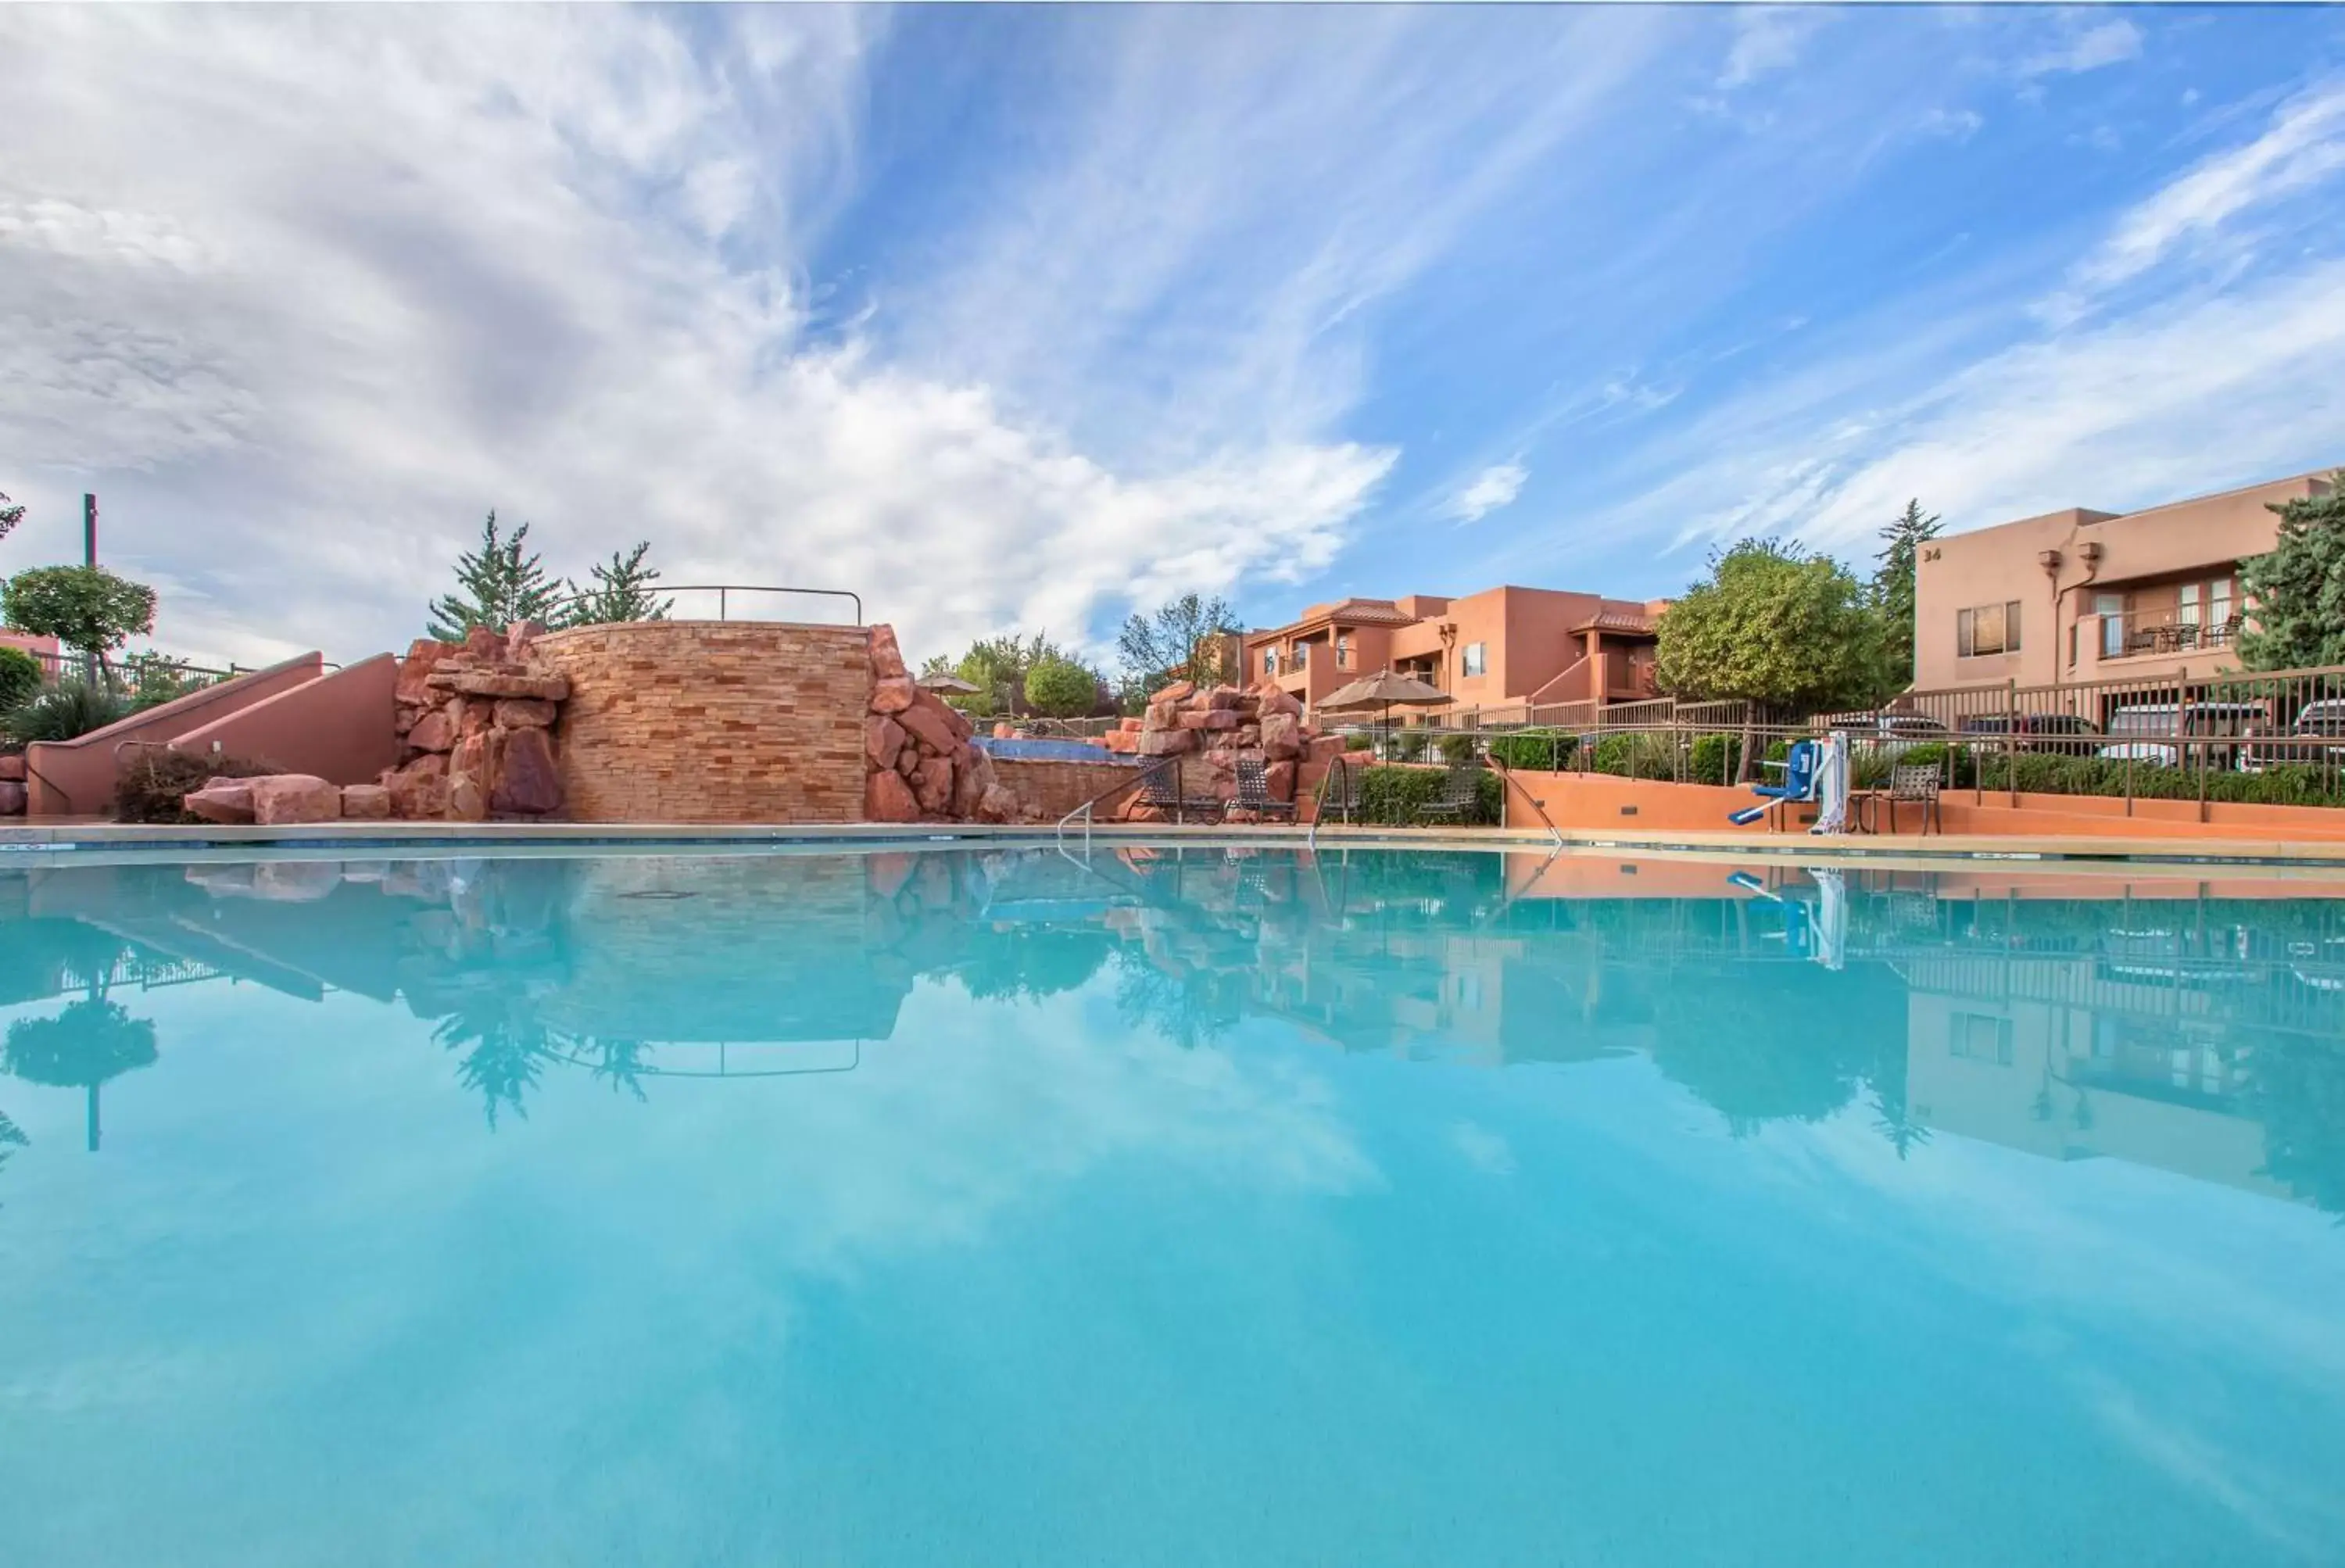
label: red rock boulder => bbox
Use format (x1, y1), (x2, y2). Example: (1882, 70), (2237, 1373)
(248, 774), (342, 825)
(912, 754), (954, 814)
(872, 676), (917, 714)
(491, 726), (563, 815)
(0, 754), (28, 782)
(396, 639), (460, 706)
(447, 734), (494, 822)
(406, 706), (459, 754)
(383, 754), (449, 819)
(339, 783), (393, 820)
(869, 624), (909, 682)
(866, 767), (920, 822)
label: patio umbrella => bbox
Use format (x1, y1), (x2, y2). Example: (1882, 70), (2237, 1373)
(918, 671), (983, 695)
(1316, 669), (1450, 754)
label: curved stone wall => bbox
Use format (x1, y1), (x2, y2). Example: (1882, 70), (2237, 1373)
(533, 621), (872, 823)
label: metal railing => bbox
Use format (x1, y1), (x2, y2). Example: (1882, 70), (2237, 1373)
(539, 584), (864, 626)
(2097, 612), (2243, 661)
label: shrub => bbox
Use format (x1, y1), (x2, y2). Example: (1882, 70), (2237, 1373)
(1688, 732), (1742, 786)
(0, 646), (40, 714)
(2, 680), (131, 744)
(1389, 730), (1429, 763)
(1355, 764), (1502, 825)
(114, 751), (278, 824)
(121, 652), (220, 712)
(1437, 733), (1480, 767)
(1344, 732), (1374, 752)
(1589, 732), (1676, 779)
(1485, 729), (1577, 771)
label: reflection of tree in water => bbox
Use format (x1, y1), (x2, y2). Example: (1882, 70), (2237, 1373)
(3, 998), (160, 1152)
(0, 1109), (27, 1200)
(1112, 954), (1242, 1051)
(431, 1000), (558, 1131)
(2250, 1035), (2345, 1218)
(962, 927), (1115, 1004)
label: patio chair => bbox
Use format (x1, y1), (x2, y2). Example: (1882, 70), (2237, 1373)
(1134, 758), (1225, 825)
(1415, 764), (1486, 825)
(1233, 756), (1298, 822)
(1879, 762), (1941, 835)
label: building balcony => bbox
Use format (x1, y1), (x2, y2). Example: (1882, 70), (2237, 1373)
(2092, 613), (2243, 664)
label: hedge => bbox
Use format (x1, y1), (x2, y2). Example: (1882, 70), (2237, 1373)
(1355, 764), (1505, 825)
(1881, 741), (2345, 807)
(1486, 729), (1577, 771)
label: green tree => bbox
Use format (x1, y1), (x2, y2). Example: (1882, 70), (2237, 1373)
(0, 489), (23, 545)
(426, 510), (560, 641)
(1654, 539), (1892, 715)
(924, 632), (1078, 716)
(1024, 656), (1102, 717)
(559, 541), (672, 628)
(1873, 499), (1941, 690)
(2, 565), (159, 679)
(2237, 473), (2345, 671)
(1116, 592), (1240, 695)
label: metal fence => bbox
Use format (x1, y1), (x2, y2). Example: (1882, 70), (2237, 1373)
(11, 648), (242, 703)
(1319, 659), (2345, 812)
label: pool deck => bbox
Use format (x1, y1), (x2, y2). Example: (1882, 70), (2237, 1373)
(8, 817), (2345, 877)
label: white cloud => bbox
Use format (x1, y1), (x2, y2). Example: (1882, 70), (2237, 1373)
(1717, 7), (1820, 91)
(2017, 20), (2143, 80)
(1441, 460), (1528, 525)
(0, 8), (1445, 666)
(2063, 80), (2345, 303)
(1919, 108), (1986, 142)
(1591, 257), (2345, 562)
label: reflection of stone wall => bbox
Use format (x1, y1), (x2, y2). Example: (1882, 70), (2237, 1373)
(535, 622), (872, 823)
(537, 856), (908, 1041)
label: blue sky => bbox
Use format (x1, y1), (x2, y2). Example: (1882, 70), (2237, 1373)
(4, 5), (2344, 666)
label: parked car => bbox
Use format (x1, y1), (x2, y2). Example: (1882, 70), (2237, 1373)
(1827, 713), (1950, 759)
(2238, 698), (2345, 773)
(2096, 701), (2265, 768)
(1957, 712), (2103, 755)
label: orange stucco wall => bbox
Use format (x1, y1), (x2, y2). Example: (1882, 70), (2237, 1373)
(1914, 468), (2332, 693)
(1499, 768), (2345, 844)
(23, 653), (324, 816)
(167, 653), (401, 786)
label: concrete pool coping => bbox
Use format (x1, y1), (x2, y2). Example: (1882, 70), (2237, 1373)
(8, 817), (2345, 880)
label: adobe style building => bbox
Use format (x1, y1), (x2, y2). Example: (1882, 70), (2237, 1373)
(1241, 586), (1668, 718)
(1914, 467), (2336, 692)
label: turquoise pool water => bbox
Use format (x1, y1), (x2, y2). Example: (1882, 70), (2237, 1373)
(3, 847), (2342, 1566)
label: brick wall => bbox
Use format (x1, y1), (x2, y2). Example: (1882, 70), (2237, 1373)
(534, 622), (872, 823)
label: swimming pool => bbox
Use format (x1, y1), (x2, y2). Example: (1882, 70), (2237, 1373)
(4, 847), (2341, 1566)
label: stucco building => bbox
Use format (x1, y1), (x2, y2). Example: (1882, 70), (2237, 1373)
(1914, 467), (2336, 692)
(1241, 585), (1667, 719)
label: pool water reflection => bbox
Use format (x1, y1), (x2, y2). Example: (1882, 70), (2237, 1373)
(2, 847), (2342, 1566)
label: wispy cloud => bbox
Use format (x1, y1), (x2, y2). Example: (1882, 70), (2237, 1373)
(2017, 19), (2143, 80)
(2063, 79), (2345, 303)
(1717, 7), (1821, 91)
(1442, 460), (1527, 525)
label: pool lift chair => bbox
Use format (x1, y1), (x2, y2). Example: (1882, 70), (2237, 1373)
(1730, 739), (1820, 828)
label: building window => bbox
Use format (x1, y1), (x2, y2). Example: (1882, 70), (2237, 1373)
(1461, 641), (1487, 678)
(1262, 648), (1277, 676)
(1956, 600), (2021, 657)
(1950, 1011), (2014, 1065)
(1335, 635), (1352, 668)
(1293, 642), (1309, 669)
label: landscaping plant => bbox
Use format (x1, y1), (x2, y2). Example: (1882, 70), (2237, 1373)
(427, 511), (562, 639)
(2237, 471), (2345, 670)
(1024, 656), (1103, 718)
(1654, 539), (1893, 716)
(1485, 729), (1576, 771)
(0, 645), (40, 714)
(1356, 764), (1503, 825)
(2, 680), (132, 745)
(113, 750), (279, 824)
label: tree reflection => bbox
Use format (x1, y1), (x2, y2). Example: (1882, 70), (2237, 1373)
(3, 999), (160, 1152)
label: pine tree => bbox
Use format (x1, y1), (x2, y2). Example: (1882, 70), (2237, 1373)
(0, 490), (23, 544)
(559, 542), (671, 628)
(426, 511), (560, 641)
(2237, 473), (2345, 671)
(1873, 499), (1942, 690)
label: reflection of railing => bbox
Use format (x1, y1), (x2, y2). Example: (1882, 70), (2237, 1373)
(539, 1039), (861, 1079)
